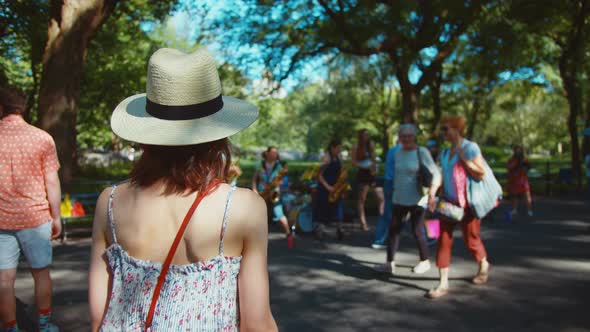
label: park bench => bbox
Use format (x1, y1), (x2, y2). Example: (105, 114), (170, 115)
(60, 193), (99, 243)
(60, 180), (117, 243)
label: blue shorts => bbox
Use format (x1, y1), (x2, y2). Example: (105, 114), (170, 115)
(0, 222), (52, 269)
(272, 201), (286, 222)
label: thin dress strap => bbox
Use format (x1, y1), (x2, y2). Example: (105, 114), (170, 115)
(219, 183), (237, 256)
(107, 184), (118, 244)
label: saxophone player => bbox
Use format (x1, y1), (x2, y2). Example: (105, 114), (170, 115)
(252, 146), (293, 246)
(314, 139), (345, 240)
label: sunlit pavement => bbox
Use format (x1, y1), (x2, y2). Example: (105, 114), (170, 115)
(14, 196), (590, 331)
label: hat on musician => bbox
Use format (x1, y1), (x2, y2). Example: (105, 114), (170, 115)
(111, 48), (258, 145)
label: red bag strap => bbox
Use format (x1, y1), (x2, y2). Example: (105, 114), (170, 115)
(145, 179), (221, 331)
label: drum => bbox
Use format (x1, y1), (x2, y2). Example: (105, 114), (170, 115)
(288, 203), (314, 233)
(280, 192), (297, 213)
(357, 159), (373, 169)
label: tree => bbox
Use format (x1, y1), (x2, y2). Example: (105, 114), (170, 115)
(35, 0), (178, 181)
(0, 0), (49, 121)
(77, 14), (203, 151)
(510, 0), (590, 186)
(196, 0), (487, 123)
(37, 0), (120, 181)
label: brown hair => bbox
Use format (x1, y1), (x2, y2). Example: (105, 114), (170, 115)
(130, 139), (231, 195)
(441, 115), (466, 136)
(0, 86), (27, 118)
(356, 129), (372, 160)
(262, 146), (278, 160)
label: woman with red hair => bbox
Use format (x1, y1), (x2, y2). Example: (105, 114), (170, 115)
(428, 116), (491, 299)
(89, 48), (277, 331)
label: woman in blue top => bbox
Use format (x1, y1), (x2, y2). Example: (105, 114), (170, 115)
(428, 116), (491, 299)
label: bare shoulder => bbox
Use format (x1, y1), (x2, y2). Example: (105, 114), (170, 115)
(92, 186), (114, 236)
(230, 187), (267, 228)
(232, 188), (266, 213)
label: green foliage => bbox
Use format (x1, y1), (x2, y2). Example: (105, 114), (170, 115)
(77, 2), (180, 150)
(0, 0), (49, 121)
(77, 6), (250, 150)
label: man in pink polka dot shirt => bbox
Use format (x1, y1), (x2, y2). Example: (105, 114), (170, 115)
(0, 86), (62, 332)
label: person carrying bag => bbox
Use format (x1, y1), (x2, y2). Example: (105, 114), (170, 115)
(428, 116), (494, 299)
(373, 124), (441, 275)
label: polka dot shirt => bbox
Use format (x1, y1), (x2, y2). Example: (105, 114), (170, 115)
(0, 115), (60, 230)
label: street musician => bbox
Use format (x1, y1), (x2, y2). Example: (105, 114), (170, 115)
(252, 146), (293, 247)
(315, 139), (346, 240)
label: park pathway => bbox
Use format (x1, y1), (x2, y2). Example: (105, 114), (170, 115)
(14, 196), (590, 331)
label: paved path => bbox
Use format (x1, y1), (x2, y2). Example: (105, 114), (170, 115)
(14, 196), (590, 331)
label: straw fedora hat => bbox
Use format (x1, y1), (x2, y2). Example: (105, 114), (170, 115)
(111, 48), (258, 145)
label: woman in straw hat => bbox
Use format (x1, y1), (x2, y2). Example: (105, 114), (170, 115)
(88, 48), (277, 331)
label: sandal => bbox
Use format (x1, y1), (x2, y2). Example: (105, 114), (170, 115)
(472, 264), (491, 285)
(426, 287), (449, 299)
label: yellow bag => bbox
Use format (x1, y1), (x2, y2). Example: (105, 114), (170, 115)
(60, 193), (72, 217)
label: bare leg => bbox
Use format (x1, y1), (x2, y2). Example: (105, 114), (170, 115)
(525, 191), (533, 212)
(278, 216), (291, 236)
(0, 268), (17, 325)
(30, 268), (52, 311)
(427, 267), (450, 298)
(374, 187), (385, 216)
(357, 185), (370, 231)
(478, 257), (490, 274)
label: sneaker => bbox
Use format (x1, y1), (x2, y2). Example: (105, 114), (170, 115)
(510, 209), (518, 216)
(527, 210), (534, 217)
(373, 261), (395, 274)
(371, 243), (386, 250)
(412, 259), (431, 274)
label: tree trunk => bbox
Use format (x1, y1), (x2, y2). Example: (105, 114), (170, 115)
(26, 59), (39, 124)
(559, 62), (583, 188)
(557, 0), (589, 188)
(582, 93), (590, 156)
(429, 68), (442, 133)
(38, 0), (117, 183)
(395, 64), (419, 123)
(399, 82), (419, 123)
(466, 97), (481, 139)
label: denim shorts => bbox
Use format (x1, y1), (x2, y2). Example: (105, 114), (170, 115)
(0, 222), (52, 269)
(272, 201), (286, 222)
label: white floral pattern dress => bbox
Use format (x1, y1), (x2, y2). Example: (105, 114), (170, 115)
(100, 183), (241, 331)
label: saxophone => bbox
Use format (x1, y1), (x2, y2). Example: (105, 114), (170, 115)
(261, 168), (288, 203)
(300, 164), (320, 181)
(328, 165), (351, 203)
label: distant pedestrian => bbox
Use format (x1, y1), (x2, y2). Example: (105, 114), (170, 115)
(351, 129), (384, 231)
(507, 146), (533, 217)
(0, 86), (62, 332)
(371, 143), (400, 249)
